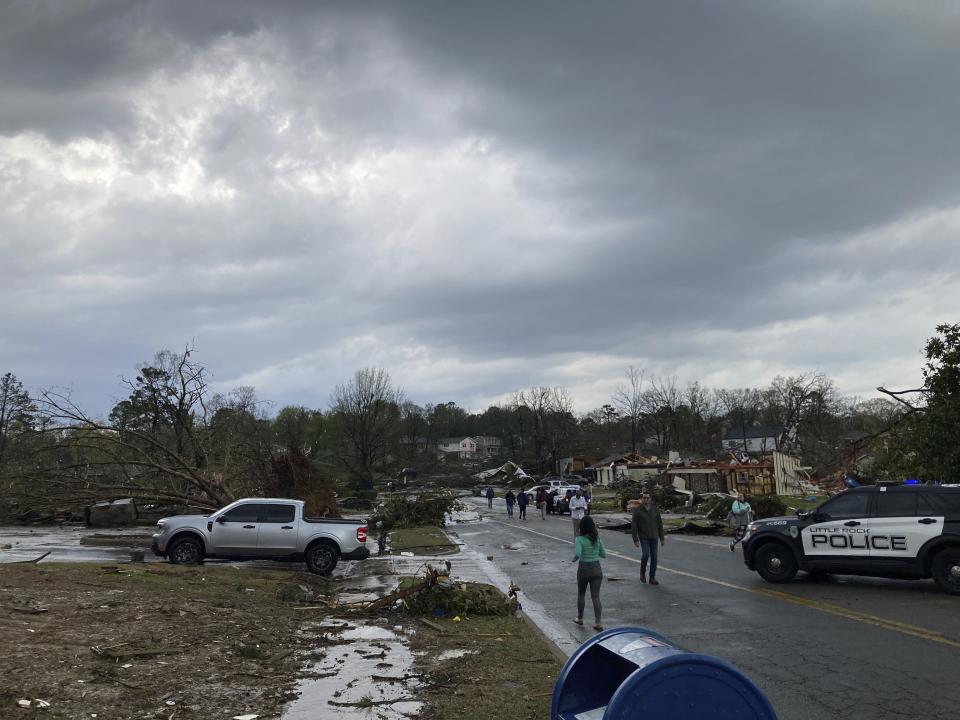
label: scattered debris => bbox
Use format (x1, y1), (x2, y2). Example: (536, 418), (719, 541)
(418, 618), (446, 634)
(10, 605), (48, 614)
(16, 699), (50, 708)
(4, 551), (51, 564)
(86, 498), (138, 527)
(91, 645), (182, 660)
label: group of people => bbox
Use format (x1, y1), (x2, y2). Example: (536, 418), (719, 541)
(484, 484), (592, 520)
(484, 484), (751, 632)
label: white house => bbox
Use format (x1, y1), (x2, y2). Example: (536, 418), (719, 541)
(437, 436), (502, 459)
(721, 425), (791, 454)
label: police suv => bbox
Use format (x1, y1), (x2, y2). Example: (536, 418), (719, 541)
(742, 484), (960, 594)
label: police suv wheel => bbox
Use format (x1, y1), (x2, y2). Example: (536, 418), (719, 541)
(755, 543), (798, 583)
(931, 548), (960, 595)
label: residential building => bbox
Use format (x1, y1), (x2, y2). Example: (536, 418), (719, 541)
(721, 425), (790, 454)
(437, 436), (502, 459)
(588, 452), (674, 487)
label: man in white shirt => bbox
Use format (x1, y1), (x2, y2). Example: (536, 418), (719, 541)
(568, 487), (589, 538)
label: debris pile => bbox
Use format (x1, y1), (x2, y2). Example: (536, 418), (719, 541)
(308, 562), (518, 619)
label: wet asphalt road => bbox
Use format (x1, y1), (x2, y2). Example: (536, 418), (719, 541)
(456, 497), (960, 720)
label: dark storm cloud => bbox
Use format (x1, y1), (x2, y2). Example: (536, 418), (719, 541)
(1, 0), (957, 413)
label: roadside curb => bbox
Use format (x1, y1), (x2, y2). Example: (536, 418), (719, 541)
(441, 519), (578, 663)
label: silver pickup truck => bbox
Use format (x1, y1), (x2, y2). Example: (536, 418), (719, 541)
(150, 498), (369, 575)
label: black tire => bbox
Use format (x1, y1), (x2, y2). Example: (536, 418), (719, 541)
(305, 541), (339, 576)
(932, 548), (960, 595)
(168, 535), (204, 565)
(754, 543), (798, 583)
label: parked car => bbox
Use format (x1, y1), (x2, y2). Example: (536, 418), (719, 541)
(151, 498), (369, 576)
(743, 483), (960, 594)
(552, 487), (581, 515)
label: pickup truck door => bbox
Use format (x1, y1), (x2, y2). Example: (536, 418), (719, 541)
(209, 503), (265, 555)
(257, 503), (299, 556)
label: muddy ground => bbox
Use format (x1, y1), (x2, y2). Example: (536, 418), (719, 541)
(1, 563), (327, 719)
(1, 560), (563, 719)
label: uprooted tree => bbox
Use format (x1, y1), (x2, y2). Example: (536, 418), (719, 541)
(19, 348), (319, 511)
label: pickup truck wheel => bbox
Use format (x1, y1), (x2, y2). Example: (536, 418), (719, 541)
(306, 542), (339, 576)
(932, 548), (960, 595)
(168, 536), (204, 565)
(754, 543), (798, 583)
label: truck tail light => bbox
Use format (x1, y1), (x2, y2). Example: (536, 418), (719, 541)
(357, 526), (368, 543)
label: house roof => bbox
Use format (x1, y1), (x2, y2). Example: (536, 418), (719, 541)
(722, 425), (784, 441)
(586, 452), (665, 469)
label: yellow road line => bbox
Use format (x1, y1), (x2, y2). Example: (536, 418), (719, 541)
(487, 518), (960, 650)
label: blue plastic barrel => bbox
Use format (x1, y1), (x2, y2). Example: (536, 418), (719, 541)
(552, 627), (777, 720)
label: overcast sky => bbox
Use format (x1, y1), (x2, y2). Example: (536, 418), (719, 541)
(2, 1), (958, 416)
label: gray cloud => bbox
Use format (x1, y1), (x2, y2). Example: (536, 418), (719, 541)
(1, 1), (957, 415)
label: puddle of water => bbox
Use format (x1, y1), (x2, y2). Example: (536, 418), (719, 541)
(0, 525), (162, 564)
(444, 510), (482, 524)
(336, 573), (398, 605)
(435, 648), (477, 662)
(284, 618), (423, 720)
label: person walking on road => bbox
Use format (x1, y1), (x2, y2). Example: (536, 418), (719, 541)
(572, 515), (606, 631)
(569, 487), (589, 538)
(485, 486), (495, 509)
(728, 492), (753, 551)
(546, 489), (556, 515)
(505, 489), (516, 518)
(517, 488), (530, 520)
(631, 492), (666, 585)
(537, 487), (547, 519)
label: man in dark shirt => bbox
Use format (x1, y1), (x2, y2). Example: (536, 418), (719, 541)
(630, 493), (666, 585)
(516, 489), (530, 521)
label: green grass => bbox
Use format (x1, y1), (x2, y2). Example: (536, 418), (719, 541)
(413, 615), (562, 719)
(778, 494), (827, 512)
(587, 496), (621, 512)
(389, 525), (458, 554)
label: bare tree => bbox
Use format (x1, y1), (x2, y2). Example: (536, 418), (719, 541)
(331, 367), (404, 489)
(642, 375), (683, 452)
(612, 366), (645, 452)
(717, 387), (764, 455)
(514, 386), (573, 474)
(0, 372), (35, 471)
(761, 373), (839, 451)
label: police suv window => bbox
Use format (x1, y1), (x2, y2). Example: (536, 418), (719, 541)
(926, 492), (960, 515)
(817, 492), (870, 520)
(875, 493), (916, 517)
(916, 494), (940, 516)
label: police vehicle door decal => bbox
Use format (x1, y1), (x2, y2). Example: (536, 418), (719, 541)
(802, 492), (872, 558)
(867, 492), (943, 559)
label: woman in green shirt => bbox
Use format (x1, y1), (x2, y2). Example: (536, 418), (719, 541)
(572, 515), (606, 630)
(729, 492), (753, 552)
